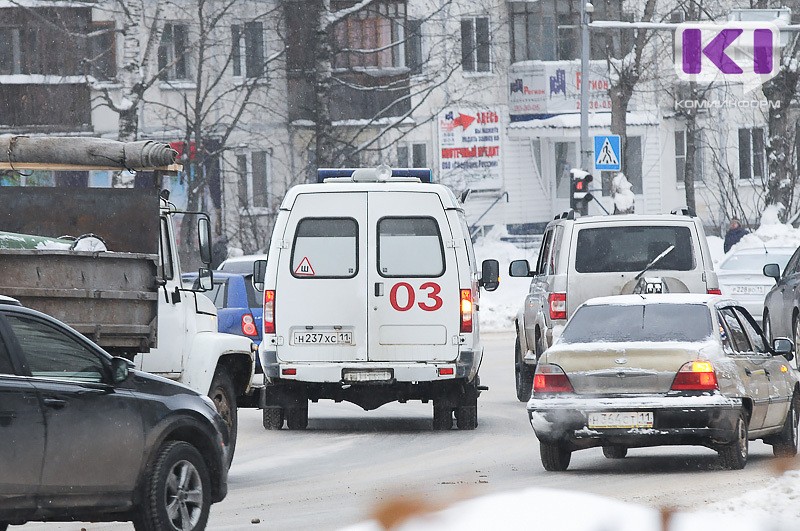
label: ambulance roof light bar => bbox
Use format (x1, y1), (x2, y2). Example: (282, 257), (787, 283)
(317, 167), (432, 183)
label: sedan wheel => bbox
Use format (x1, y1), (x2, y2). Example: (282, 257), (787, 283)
(136, 441), (211, 531)
(540, 440), (571, 471)
(602, 445), (627, 459)
(773, 394), (799, 458)
(719, 411), (749, 470)
(794, 317), (800, 371)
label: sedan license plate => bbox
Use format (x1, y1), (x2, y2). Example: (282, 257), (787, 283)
(588, 411), (653, 429)
(292, 331), (353, 345)
(732, 285), (764, 295)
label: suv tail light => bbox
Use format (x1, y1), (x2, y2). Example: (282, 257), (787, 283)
(533, 364), (574, 394)
(707, 288), (722, 295)
(241, 313), (258, 337)
(263, 290), (275, 334)
(670, 361), (718, 391)
(460, 289), (473, 333)
(548, 292), (567, 320)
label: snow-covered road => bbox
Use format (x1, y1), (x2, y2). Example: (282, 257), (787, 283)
(23, 332), (798, 530)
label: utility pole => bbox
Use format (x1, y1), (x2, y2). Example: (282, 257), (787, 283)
(580, 1), (593, 171)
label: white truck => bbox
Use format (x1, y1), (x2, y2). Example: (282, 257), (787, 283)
(0, 138), (256, 459)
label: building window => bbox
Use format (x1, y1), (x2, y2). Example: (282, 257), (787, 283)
(88, 22), (116, 80)
(405, 19), (423, 74)
(461, 17), (491, 72)
(0, 27), (21, 75)
(675, 130), (704, 184)
(332, 1), (406, 70)
(738, 127), (765, 181)
(232, 22), (265, 78)
(237, 151), (271, 209)
(397, 143), (427, 167)
(158, 23), (189, 80)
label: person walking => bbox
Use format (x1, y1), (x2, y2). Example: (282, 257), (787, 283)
(723, 218), (749, 253)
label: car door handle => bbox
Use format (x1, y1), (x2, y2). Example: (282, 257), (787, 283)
(744, 368), (752, 376)
(375, 283), (384, 297)
(42, 397), (67, 409)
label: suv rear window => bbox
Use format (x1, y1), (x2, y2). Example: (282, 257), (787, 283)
(575, 226), (694, 273)
(292, 218), (358, 278)
(560, 303), (713, 343)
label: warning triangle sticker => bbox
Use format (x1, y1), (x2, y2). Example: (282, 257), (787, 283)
(294, 257), (315, 276)
(596, 138), (619, 166)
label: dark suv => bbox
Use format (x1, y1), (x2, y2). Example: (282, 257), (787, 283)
(0, 297), (229, 530)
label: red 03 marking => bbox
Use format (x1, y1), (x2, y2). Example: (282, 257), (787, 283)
(389, 282), (443, 312)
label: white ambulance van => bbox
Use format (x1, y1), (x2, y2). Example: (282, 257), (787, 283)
(253, 166), (499, 430)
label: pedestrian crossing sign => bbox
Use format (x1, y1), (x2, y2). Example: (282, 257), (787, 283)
(594, 135), (621, 171)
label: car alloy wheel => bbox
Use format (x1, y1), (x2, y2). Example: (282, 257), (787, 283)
(719, 411), (749, 470)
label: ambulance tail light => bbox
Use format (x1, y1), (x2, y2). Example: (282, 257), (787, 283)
(460, 289), (473, 333)
(241, 313), (258, 337)
(548, 292), (567, 320)
(263, 290), (276, 334)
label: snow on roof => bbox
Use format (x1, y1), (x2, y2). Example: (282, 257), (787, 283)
(582, 294), (720, 306)
(508, 111), (659, 130)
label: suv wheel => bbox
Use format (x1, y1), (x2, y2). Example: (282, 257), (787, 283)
(540, 440), (571, 471)
(773, 393), (799, 458)
(285, 400), (309, 430)
(135, 441), (211, 531)
(514, 335), (534, 402)
(432, 401), (453, 430)
(719, 410), (749, 470)
(262, 406), (284, 430)
(209, 371), (237, 465)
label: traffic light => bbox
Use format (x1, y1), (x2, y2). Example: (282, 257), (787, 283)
(569, 170), (594, 214)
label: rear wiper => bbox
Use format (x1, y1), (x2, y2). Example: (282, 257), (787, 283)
(635, 245), (675, 280)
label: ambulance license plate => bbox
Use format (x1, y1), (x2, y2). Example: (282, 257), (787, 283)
(342, 370), (393, 383)
(292, 331), (353, 345)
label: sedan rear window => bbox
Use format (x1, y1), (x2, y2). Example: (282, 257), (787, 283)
(574, 226), (694, 273)
(559, 303), (713, 344)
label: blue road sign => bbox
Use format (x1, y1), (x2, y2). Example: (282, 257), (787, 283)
(594, 135), (621, 171)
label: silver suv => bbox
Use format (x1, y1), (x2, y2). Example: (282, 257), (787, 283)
(509, 212), (720, 401)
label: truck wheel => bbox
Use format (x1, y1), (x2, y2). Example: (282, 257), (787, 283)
(515, 335), (534, 402)
(262, 407), (284, 430)
(209, 371), (237, 466)
(540, 440), (571, 471)
(432, 401), (453, 430)
(134, 441), (211, 531)
(285, 401), (309, 430)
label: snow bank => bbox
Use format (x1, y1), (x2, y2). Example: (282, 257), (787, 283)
(346, 480), (799, 531)
(472, 226), (535, 332)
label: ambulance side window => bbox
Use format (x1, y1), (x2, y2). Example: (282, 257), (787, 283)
(291, 218), (358, 278)
(378, 217), (444, 277)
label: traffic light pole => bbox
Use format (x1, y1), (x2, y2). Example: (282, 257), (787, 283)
(580, 1), (592, 171)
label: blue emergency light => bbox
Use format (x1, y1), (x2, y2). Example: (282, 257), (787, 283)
(317, 168), (433, 183)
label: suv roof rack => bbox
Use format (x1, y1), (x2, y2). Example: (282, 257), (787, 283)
(670, 208), (696, 217)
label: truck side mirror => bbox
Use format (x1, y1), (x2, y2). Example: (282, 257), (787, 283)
(763, 263), (781, 282)
(198, 217), (212, 265)
(509, 259), (532, 277)
(253, 259), (267, 292)
(480, 259), (500, 292)
(197, 267), (213, 291)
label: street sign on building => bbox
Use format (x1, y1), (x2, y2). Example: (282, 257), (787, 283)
(594, 135), (621, 171)
(438, 107), (503, 191)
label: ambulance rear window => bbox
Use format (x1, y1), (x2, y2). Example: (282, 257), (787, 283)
(378, 217), (444, 277)
(291, 218), (358, 278)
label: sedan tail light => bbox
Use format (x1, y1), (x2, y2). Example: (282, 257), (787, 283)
(548, 292), (567, 320)
(670, 361), (718, 391)
(533, 364), (574, 394)
(263, 290), (275, 334)
(241, 313), (258, 337)
(707, 288), (722, 295)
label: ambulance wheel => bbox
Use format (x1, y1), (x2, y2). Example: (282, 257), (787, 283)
(456, 406), (478, 430)
(432, 401), (453, 430)
(285, 401), (308, 430)
(262, 407), (284, 430)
